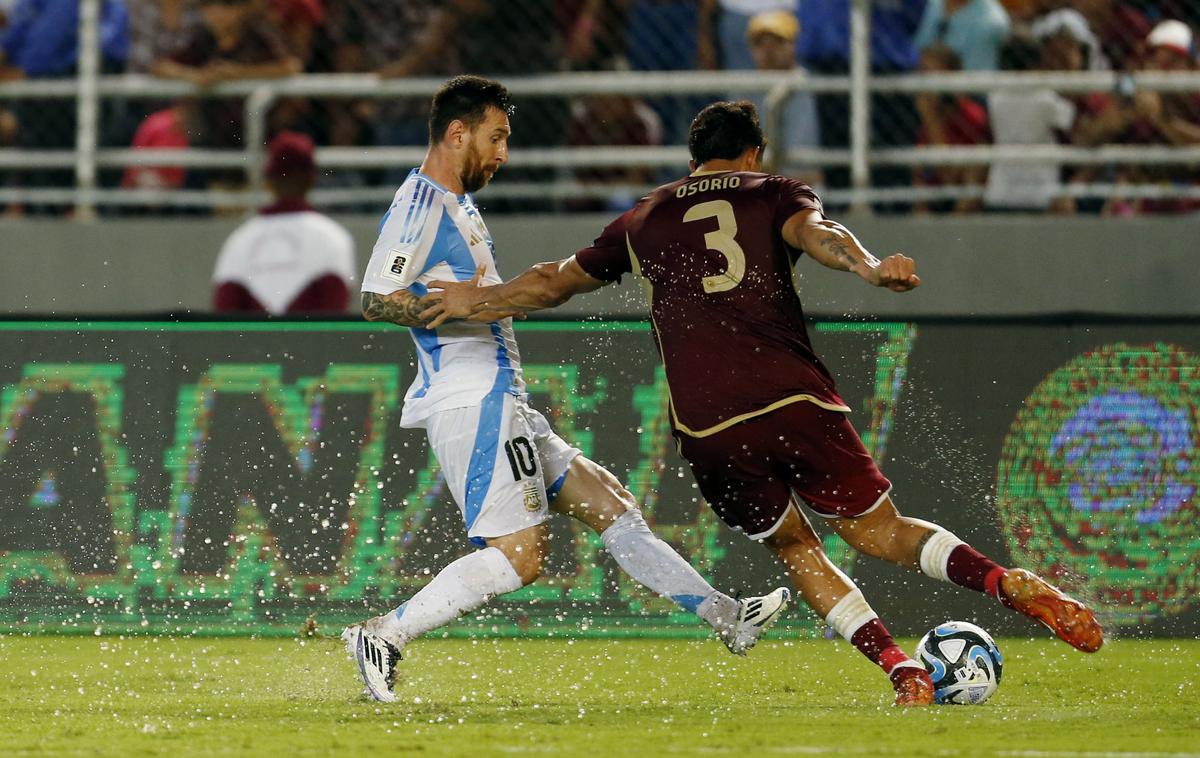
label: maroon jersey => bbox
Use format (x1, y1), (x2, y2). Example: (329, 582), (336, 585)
(575, 171), (849, 437)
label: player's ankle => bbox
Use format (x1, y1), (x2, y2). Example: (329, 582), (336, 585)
(986, 566), (1016, 609)
(697, 591), (737, 631)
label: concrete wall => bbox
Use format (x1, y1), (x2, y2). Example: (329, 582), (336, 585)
(1, 213), (1196, 316)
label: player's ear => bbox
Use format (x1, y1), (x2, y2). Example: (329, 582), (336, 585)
(688, 159), (698, 172)
(446, 119), (466, 148)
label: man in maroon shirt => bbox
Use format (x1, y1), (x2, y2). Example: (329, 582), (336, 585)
(420, 101), (1104, 707)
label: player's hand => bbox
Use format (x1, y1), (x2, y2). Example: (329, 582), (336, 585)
(870, 254), (921, 292)
(419, 265), (489, 328)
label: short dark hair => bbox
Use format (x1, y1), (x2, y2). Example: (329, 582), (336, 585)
(428, 75), (512, 144)
(687, 101), (765, 165)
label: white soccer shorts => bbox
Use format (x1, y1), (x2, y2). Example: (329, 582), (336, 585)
(426, 393), (581, 546)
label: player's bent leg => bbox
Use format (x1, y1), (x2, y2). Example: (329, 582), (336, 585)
(764, 505), (932, 707)
(342, 524), (544, 702)
(831, 497), (1103, 652)
(374, 523), (546, 647)
(828, 495), (932, 569)
(550, 455), (788, 654)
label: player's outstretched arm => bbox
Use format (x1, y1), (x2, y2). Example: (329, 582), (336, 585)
(419, 257), (606, 329)
(783, 210), (921, 292)
(361, 290), (436, 328)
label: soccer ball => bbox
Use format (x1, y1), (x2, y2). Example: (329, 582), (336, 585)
(915, 621), (1003, 705)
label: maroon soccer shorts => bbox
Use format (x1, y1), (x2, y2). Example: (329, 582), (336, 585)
(678, 400), (892, 540)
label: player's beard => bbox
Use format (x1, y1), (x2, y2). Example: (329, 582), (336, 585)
(461, 144), (494, 194)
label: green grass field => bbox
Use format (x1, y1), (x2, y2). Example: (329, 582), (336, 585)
(1, 634), (1196, 757)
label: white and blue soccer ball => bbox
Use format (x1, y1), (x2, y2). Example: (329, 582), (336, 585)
(915, 621), (1003, 705)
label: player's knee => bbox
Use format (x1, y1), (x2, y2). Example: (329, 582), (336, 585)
(599, 506), (651, 548)
(490, 528), (549, 585)
(505, 546), (544, 586)
(567, 460), (639, 533)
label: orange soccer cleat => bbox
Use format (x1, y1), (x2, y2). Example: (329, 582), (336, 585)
(1000, 568), (1104, 653)
(891, 666), (934, 707)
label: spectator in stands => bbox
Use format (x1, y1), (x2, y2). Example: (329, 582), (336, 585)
(1070, 0), (1150, 71)
(120, 103), (193, 194)
(340, 0), (458, 148)
(1032, 8), (1108, 70)
(212, 132), (356, 314)
(716, 0), (796, 70)
(0, 0), (129, 213)
(128, 0), (204, 74)
(566, 58), (663, 212)
(153, 0), (299, 95)
(1074, 19), (1200, 215)
(985, 33), (1079, 213)
(152, 0), (299, 190)
(798, 0), (925, 207)
(562, 0), (629, 72)
(742, 9), (822, 187)
(264, 0), (323, 66)
(913, 43), (990, 214)
(0, 0), (129, 77)
(914, 0), (1011, 72)
(1075, 22), (1200, 148)
(625, 0), (719, 144)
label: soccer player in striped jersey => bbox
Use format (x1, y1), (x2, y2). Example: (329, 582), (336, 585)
(420, 100), (1105, 707)
(342, 77), (790, 703)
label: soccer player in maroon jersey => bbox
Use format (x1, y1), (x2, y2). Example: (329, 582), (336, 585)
(419, 101), (1105, 707)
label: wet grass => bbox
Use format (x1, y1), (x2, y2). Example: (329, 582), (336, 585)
(1, 635), (1196, 757)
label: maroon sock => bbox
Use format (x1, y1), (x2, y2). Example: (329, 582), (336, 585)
(946, 544), (1007, 597)
(850, 617), (912, 674)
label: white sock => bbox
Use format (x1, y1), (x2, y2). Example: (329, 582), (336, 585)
(600, 508), (736, 631)
(373, 546), (523, 648)
(823, 588), (878, 643)
(917, 528), (966, 583)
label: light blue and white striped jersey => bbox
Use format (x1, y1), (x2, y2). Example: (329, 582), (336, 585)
(362, 169), (523, 428)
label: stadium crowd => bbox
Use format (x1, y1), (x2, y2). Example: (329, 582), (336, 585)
(0, 0), (1198, 215)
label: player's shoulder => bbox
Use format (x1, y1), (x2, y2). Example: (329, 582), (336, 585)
(396, 169), (451, 205)
(379, 170), (452, 244)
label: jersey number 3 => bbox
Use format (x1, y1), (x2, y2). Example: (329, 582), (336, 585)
(683, 199), (746, 293)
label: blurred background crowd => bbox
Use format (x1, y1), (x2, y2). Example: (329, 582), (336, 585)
(1, 0), (1199, 217)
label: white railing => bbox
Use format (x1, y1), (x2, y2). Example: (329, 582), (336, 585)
(2, 0), (1200, 213)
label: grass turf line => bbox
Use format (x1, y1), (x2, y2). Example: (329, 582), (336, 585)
(0, 636), (1196, 758)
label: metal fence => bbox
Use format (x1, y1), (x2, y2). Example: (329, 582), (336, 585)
(1, 0), (1199, 215)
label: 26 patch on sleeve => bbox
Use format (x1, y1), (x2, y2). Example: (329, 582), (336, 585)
(380, 249), (412, 284)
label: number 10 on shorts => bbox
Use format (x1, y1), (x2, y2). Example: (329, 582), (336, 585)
(504, 436), (537, 481)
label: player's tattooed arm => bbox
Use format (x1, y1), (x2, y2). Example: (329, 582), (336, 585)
(361, 290), (434, 328)
(418, 259), (605, 329)
(784, 210), (921, 292)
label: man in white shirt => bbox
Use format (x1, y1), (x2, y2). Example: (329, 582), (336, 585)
(212, 132), (356, 313)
